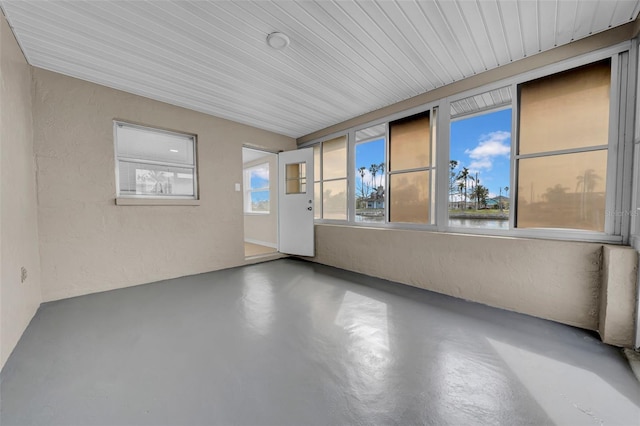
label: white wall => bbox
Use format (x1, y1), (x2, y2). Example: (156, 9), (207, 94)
(0, 14), (43, 369)
(32, 68), (296, 302)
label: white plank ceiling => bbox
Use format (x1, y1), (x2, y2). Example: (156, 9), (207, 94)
(2, 0), (639, 138)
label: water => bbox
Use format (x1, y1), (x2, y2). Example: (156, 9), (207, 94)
(355, 214), (508, 229)
(448, 218), (508, 229)
(355, 215), (384, 223)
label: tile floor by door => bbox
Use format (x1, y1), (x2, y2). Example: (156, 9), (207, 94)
(1, 258), (639, 425)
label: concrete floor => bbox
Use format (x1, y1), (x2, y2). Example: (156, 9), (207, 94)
(1, 259), (639, 425)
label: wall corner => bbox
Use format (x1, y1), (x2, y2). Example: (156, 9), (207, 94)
(599, 245), (638, 347)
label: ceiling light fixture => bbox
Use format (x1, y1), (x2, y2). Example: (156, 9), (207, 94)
(169, 149), (179, 153)
(266, 32), (290, 50)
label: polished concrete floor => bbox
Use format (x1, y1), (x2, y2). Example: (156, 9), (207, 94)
(1, 259), (639, 425)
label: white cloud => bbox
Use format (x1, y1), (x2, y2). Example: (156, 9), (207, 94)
(355, 168), (385, 188)
(252, 168), (269, 180)
(464, 131), (511, 172)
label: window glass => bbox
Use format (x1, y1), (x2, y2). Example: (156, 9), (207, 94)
(519, 60), (611, 154)
(315, 135), (348, 220)
(517, 150), (607, 231)
(115, 122), (197, 198)
(449, 107), (512, 230)
(323, 136), (347, 180)
(314, 145), (321, 182)
(323, 179), (347, 220)
(244, 163), (270, 213)
(313, 145), (321, 219)
(314, 182), (322, 219)
(516, 60), (611, 232)
(389, 171), (429, 223)
(389, 112), (430, 171)
(388, 111), (432, 224)
(116, 125), (194, 164)
(355, 124), (386, 223)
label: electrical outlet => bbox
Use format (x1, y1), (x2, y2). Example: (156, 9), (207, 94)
(21, 267), (27, 283)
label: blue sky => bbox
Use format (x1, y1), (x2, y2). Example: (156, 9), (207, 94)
(250, 169), (270, 202)
(355, 138), (385, 196)
(353, 109), (511, 199)
(450, 108), (512, 197)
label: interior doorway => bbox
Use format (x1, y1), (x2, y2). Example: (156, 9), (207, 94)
(242, 147), (279, 258)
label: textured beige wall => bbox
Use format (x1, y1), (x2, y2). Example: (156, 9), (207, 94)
(243, 154), (278, 246)
(311, 225), (604, 330)
(33, 69), (295, 302)
(0, 14), (43, 369)
(600, 246), (638, 346)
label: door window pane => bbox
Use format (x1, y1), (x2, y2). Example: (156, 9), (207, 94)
(389, 171), (429, 224)
(517, 150), (607, 231)
(286, 162), (306, 194)
(519, 60), (611, 155)
(389, 112), (430, 171)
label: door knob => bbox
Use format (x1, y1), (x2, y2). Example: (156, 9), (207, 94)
(307, 207), (312, 211)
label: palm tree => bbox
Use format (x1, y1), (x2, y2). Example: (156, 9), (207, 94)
(471, 185), (489, 209)
(449, 160), (458, 201)
(357, 167), (367, 199)
(369, 164), (379, 195)
(377, 162), (385, 188)
(456, 167), (470, 210)
(504, 187), (509, 210)
(457, 181), (464, 210)
(543, 184), (569, 203)
(139, 170), (168, 194)
(576, 169), (601, 220)
(499, 186), (510, 211)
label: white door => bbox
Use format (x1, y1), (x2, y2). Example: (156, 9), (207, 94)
(278, 148), (314, 256)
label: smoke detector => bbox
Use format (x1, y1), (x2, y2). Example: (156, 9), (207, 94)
(266, 32), (290, 50)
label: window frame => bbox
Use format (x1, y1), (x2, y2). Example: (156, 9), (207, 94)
(444, 45), (628, 242)
(352, 124), (387, 224)
(300, 41), (634, 244)
(387, 109), (437, 225)
(114, 121), (198, 204)
(243, 162), (271, 215)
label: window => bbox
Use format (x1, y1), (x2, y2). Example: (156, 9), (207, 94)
(244, 163), (270, 213)
(285, 162), (307, 194)
(516, 60), (611, 232)
(388, 110), (435, 224)
(449, 87), (512, 229)
(304, 49), (627, 243)
(355, 124), (385, 223)
(115, 122), (197, 199)
(315, 135), (348, 220)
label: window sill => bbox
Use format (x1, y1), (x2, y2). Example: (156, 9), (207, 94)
(115, 197), (200, 206)
(313, 221), (624, 244)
